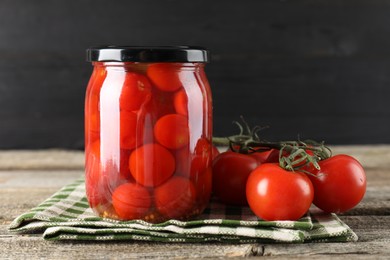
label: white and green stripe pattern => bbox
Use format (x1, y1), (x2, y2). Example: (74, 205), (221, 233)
(9, 178), (358, 243)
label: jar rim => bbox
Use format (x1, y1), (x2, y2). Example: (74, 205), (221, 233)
(86, 46), (209, 63)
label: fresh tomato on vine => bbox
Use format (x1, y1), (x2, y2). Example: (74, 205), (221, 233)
(246, 163), (314, 221)
(212, 117), (368, 220)
(249, 149), (278, 164)
(212, 151), (259, 206)
(262, 149), (280, 163)
(307, 154), (366, 214)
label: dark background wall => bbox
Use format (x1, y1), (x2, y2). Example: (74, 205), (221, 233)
(1, 0), (390, 149)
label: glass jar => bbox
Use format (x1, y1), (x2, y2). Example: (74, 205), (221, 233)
(84, 46), (212, 223)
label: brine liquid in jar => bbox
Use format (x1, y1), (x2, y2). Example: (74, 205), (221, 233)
(85, 46), (212, 223)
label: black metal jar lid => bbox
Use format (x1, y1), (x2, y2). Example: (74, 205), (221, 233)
(86, 46), (209, 63)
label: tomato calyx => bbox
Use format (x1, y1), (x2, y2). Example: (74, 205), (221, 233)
(212, 117), (332, 173)
(278, 143), (322, 175)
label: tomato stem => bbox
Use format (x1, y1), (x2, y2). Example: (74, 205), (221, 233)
(212, 137), (230, 146)
(212, 117), (332, 173)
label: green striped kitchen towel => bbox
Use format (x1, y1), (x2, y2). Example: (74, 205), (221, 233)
(9, 178), (358, 243)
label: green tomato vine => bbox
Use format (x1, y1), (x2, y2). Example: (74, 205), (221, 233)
(212, 116), (332, 173)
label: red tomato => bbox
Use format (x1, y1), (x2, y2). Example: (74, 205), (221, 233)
(86, 140), (101, 159)
(192, 138), (212, 175)
(119, 72), (152, 112)
(86, 165), (104, 207)
(251, 148), (312, 166)
(249, 150), (275, 164)
(147, 63), (182, 92)
(119, 149), (133, 181)
(85, 140), (100, 184)
(92, 64), (108, 88)
(228, 147), (278, 164)
(154, 114), (189, 150)
(212, 151), (259, 206)
(85, 65), (106, 143)
(85, 141), (107, 207)
(86, 94), (100, 133)
(264, 149), (280, 163)
(307, 154), (366, 214)
(101, 159), (129, 191)
(120, 110), (140, 150)
(194, 167), (212, 205)
(173, 148), (190, 176)
(112, 182), (152, 220)
(87, 140), (133, 181)
(86, 139), (137, 210)
(145, 88), (176, 119)
(174, 149), (199, 178)
(174, 88), (188, 116)
(246, 163), (314, 221)
(194, 137), (211, 154)
(129, 143), (175, 187)
(155, 176), (197, 219)
(175, 138), (212, 179)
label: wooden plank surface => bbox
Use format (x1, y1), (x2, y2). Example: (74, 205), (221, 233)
(0, 146), (389, 259)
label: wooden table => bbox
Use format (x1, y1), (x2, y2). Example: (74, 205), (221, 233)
(1, 146), (389, 259)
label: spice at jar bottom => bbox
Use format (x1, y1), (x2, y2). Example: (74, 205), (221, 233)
(84, 46), (212, 223)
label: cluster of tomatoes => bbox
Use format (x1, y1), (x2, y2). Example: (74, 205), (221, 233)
(84, 63), (213, 222)
(212, 146), (367, 221)
(85, 63), (367, 223)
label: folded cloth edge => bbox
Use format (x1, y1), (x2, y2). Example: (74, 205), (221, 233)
(8, 178), (358, 243)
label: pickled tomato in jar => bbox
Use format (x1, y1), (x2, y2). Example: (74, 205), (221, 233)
(85, 46), (212, 222)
